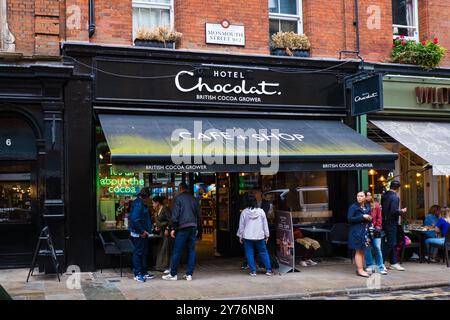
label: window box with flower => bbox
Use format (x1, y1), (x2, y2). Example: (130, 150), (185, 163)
(391, 36), (446, 69)
(134, 26), (182, 49)
(270, 32), (311, 57)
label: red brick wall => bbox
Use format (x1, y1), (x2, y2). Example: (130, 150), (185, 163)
(303, 0), (346, 59)
(65, 0), (132, 44)
(4, 0), (449, 67)
(175, 0), (269, 54)
(358, 0), (392, 63)
(7, 0), (35, 55)
(303, 0), (391, 62)
(419, 0), (450, 67)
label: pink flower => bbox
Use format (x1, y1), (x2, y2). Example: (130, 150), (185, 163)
(433, 37), (439, 44)
(392, 43), (396, 48)
(401, 41), (406, 46)
(400, 35), (405, 39)
(395, 37), (400, 40)
(422, 41), (427, 45)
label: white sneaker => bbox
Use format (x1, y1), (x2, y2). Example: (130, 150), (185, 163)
(162, 274), (178, 281)
(388, 263), (405, 271)
(183, 274), (193, 281)
(378, 268), (388, 275)
(300, 261), (308, 267)
(365, 267), (375, 273)
(306, 259), (317, 266)
(163, 269), (171, 274)
(411, 253), (420, 260)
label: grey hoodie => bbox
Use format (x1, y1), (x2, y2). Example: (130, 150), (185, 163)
(236, 207), (270, 240)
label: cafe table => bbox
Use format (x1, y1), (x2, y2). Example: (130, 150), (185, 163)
(403, 225), (432, 263)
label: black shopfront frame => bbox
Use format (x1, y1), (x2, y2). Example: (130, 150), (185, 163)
(62, 43), (397, 269)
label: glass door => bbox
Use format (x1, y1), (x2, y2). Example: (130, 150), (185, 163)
(0, 161), (38, 266)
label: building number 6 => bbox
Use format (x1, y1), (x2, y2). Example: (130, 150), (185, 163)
(5, 139), (11, 146)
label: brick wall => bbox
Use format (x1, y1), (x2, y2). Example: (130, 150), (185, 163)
(419, 0), (450, 67)
(4, 0), (449, 67)
(65, 0), (132, 45)
(7, 0), (35, 55)
(175, 0), (269, 54)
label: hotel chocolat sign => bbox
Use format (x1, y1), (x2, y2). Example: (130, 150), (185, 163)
(351, 74), (383, 116)
(205, 21), (245, 46)
(95, 59), (344, 108)
(175, 69), (281, 104)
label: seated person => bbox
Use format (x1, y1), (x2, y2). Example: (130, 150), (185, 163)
(424, 205), (441, 238)
(425, 207), (450, 262)
(293, 228), (320, 267)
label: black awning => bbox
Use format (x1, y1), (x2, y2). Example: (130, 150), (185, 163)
(99, 114), (397, 173)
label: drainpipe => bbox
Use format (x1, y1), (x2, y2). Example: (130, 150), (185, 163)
(88, 0), (95, 38)
(339, 0), (363, 64)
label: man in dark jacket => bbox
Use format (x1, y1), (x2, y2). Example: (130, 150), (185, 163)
(162, 182), (201, 281)
(129, 187), (154, 282)
(381, 180), (407, 271)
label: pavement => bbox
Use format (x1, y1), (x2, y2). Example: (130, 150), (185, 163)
(1, 258), (450, 300)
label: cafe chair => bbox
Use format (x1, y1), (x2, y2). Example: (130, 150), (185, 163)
(328, 223), (353, 263)
(99, 231), (134, 277)
(427, 232), (450, 267)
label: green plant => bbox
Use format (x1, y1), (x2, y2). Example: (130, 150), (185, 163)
(271, 32), (311, 50)
(135, 26), (182, 43)
(391, 36), (446, 69)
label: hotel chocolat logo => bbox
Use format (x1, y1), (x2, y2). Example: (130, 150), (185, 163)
(354, 92), (378, 103)
(174, 69), (282, 104)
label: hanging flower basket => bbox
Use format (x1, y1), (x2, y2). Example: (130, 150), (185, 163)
(391, 36), (446, 69)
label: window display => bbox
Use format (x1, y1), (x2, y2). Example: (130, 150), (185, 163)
(0, 164), (32, 224)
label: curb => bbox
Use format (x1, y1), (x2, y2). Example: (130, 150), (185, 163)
(219, 280), (450, 300)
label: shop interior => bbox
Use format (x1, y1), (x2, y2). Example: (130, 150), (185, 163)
(96, 141), (340, 263)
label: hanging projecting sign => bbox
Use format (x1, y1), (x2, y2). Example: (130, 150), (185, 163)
(351, 74), (383, 116)
(205, 20), (245, 46)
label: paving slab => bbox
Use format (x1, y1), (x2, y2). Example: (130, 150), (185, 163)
(1, 259), (449, 300)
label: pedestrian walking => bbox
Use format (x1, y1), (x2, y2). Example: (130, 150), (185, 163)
(162, 182), (201, 281)
(129, 187), (155, 282)
(236, 195), (273, 276)
(381, 180), (407, 271)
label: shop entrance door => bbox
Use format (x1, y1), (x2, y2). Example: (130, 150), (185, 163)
(0, 161), (39, 267)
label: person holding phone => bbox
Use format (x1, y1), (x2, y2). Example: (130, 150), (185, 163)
(348, 191), (373, 277)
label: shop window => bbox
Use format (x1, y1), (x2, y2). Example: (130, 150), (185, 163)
(392, 0), (419, 41)
(132, 0), (173, 42)
(0, 164), (32, 224)
(269, 0), (303, 39)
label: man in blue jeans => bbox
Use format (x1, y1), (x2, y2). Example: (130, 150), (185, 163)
(129, 187), (155, 282)
(162, 182), (201, 281)
(381, 180), (407, 271)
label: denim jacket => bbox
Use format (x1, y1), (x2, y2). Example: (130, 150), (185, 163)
(128, 197), (152, 236)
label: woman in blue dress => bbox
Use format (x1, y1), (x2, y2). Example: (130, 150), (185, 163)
(348, 191), (373, 277)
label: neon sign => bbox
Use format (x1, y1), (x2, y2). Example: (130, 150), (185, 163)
(99, 168), (144, 194)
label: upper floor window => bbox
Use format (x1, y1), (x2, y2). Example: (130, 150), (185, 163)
(269, 0), (303, 38)
(392, 0), (419, 41)
(132, 0), (174, 41)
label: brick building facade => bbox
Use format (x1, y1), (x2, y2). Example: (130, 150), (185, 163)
(3, 0), (449, 66)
